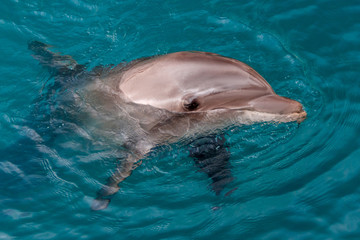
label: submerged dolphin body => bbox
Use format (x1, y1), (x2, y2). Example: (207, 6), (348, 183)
(28, 42), (306, 210)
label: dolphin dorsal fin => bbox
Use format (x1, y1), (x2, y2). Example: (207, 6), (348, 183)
(28, 41), (85, 76)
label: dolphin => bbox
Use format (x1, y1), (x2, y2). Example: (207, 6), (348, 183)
(28, 42), (306, 210)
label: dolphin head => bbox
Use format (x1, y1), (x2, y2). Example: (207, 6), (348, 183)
(119, 51), (307, 124)
(181, 88), (306, 123)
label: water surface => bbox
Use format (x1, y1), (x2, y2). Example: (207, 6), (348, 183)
(0, 0), (360, 239)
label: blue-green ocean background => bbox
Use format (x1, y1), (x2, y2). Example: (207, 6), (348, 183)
(0, 0), (359, 239)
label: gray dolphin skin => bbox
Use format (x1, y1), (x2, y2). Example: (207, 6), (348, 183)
(28, 42), (306, 210)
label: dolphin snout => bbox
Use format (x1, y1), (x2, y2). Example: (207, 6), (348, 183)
(289, 98), (305, 114)
(250, 95), (306, 116)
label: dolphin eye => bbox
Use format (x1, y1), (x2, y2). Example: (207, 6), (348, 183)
(183, 99), (199, 111)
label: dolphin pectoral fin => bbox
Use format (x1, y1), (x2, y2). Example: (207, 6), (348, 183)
(28, 40), (84, 75)
(189, 134), (233, 195)
(91, 197), (111, 211)
(208, 162), (234, 195)
(91, 157), (142, 211)
(194, 151), (233, 195)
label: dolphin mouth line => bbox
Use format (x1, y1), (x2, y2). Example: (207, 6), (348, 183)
(239, 109), (307, 123)
(200, 107), (306, 115)
(203, 108), (307, 124)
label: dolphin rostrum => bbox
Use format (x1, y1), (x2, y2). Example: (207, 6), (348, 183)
(28, 42), (306, 210)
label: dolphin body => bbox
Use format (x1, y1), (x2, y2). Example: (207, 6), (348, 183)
(28, 41), (306, 210)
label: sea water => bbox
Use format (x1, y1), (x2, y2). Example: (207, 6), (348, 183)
(0, 0), (359, 239)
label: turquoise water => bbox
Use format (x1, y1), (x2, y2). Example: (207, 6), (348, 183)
(1, 0), (360, 239)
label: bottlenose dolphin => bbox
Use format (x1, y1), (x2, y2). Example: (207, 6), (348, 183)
(28, 42), (306, 210)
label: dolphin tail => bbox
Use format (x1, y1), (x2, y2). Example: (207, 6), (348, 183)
(189, 134), (233, 195)
(28, 41), (85, 76)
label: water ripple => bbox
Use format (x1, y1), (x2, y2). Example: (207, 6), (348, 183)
(0, 0), (360, 239)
